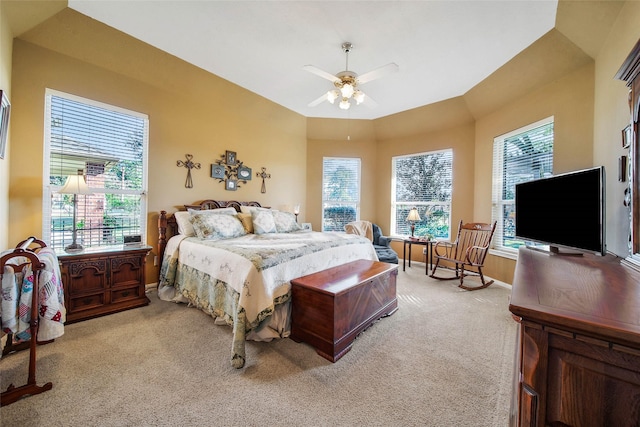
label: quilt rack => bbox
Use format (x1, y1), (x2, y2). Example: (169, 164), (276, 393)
(0, 237), (53, 406)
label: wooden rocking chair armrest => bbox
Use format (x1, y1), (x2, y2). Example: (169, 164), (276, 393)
(465, 245), (488, 266)
(433, 241), (456, 258)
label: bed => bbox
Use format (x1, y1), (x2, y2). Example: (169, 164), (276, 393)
(157, 200), (378, 368)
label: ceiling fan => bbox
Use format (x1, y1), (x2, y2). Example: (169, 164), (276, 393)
(304, 42), (399, 110)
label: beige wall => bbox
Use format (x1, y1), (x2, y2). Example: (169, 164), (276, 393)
(473, 63), (596, 282)
(306, 118), (377, 231)
(593, 1), (640, 258)
(0, 3), (13, 250)
(9, 11), (307, 281)
(3, 3), (640, 287)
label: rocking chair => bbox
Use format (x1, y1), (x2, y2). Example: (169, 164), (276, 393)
(430, 220), (497, 291)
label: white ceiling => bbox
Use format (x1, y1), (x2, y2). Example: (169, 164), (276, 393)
(68, 1), (558, 120)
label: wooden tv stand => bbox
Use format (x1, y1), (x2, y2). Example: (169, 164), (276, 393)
(509, 247), (640, 426)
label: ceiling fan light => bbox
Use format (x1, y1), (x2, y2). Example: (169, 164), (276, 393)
(340, 83), (354, 99)
(353, 90), (365, 104)
(339, 98), (350, 110)
(327, 90), (339, 104)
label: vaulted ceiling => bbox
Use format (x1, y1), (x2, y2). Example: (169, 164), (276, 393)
(3, 1), (624, 120)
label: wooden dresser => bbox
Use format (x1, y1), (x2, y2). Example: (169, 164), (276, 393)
(509, 247), (640, 427)
(58, 246), (151, 323)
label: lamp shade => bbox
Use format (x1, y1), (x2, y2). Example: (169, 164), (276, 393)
(406, 208), (421, 222)
(58, 174), (91, 195)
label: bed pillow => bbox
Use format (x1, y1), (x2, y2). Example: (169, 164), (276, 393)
(251, 208), (277, 234)
(189, 210), (246, 240)
(239, 205), (259, 215)
(273, 211), (302, 233)
(174, 211), (196, 237)
(189, 206), (237, 215)
(237, 212), (254, 234)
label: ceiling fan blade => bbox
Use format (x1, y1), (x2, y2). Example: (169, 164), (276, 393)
(356, 63), (399, 85)
(303, 65), (340, 83)
(308, 93), (329, 107)
(360, 92), (378, 108)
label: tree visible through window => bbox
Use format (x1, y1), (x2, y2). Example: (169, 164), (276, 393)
(491, 117), (554, 252)
(392, 149), (453, 239)
(43, 90), (148, 251)
(322, 157), (360, 231)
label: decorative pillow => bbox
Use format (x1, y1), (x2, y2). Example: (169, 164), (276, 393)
(237, 212), (254, 234)
(174, 211), (196, 237)
(273, 210), (302, 233)
(239, 205), (259, 215)
(189, 207), (237, 215)
(189, 210), (246, 240)
(251, 208), (277, 234)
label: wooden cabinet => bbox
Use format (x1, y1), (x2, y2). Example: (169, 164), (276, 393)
(509, 248), (640, 427)
(58, 246), (151, 323)
(290, 260), (398, 362)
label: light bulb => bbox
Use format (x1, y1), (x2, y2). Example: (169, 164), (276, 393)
(354, 90), (365, 104)
(327, 90), (338, 104)
(339, 98), (350, 110)
(340, 83), (354, 98)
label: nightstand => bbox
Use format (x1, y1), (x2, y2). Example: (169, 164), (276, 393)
(58, 246), (151, 324)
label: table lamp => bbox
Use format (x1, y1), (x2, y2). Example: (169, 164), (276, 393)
(58, 170), (92, 252)
(294, 204), (300, 223)
(406, 207), (421, 237)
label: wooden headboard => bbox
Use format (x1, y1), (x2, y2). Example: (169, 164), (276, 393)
(157, 200), (263, 264)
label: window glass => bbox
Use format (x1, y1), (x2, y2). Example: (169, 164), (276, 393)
(391, 149), (453, 239)
(322, 157), (361, 231)
(43, 90), (148, 250)
(491, 117), (554, 252)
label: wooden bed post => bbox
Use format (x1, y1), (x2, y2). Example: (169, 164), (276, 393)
(158, 210), (168, 264)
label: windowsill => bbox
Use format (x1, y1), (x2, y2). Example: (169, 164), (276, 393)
(488, 248), (518, 261)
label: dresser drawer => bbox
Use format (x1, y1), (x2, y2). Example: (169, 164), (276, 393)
(69, 293), (105, 313)
(111, 286), (143, 303)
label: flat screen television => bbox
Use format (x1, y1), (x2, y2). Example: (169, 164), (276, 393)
(515, 166), (606, 256)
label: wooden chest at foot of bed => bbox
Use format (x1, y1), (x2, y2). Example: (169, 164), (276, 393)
(290, 259), (398, 362)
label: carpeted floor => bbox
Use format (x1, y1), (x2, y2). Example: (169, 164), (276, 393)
(0, 263), (516, 427)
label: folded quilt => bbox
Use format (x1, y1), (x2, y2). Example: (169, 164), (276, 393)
(1, 247), (65, 342)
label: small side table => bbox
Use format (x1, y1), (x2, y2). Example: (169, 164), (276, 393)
(402, 238), (434, 274)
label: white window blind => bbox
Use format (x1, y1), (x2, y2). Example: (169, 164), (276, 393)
(491, 117), (554, 253)
(322, 157), (361, 231)
(391, 149), (453, 238)
(43, 89), (149, 251)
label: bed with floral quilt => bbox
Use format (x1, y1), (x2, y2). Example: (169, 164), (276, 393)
(157, 200), (378, 368)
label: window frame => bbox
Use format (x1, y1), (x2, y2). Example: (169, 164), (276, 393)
(321, 157), (361, 232)
(391, 148), (453, 239)
(42, 89), (149, 250)
(490, 116), (554, 258)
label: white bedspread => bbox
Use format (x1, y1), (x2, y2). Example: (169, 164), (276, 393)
(158, 230), (378, 367)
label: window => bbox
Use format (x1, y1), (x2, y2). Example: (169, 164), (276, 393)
(322, 157), (361, 231)
(43, 89), (149, 251)
(491, 117), (554, 254)
(391, 149), (453, 239)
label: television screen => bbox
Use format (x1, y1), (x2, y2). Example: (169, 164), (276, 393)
(515, 166), (605, 255)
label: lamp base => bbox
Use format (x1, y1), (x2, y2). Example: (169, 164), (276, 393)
(65, 243), (84, 253)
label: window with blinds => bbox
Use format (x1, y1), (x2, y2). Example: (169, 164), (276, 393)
(43, 89), (149, 251)
(391, 149), (453, 238)
(322, 157), (361, 231)
(491, 117), (554, 253)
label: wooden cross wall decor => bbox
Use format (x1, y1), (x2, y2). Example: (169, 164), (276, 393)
(256, 167), (271, 193)
(177, 154), (201, 188)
